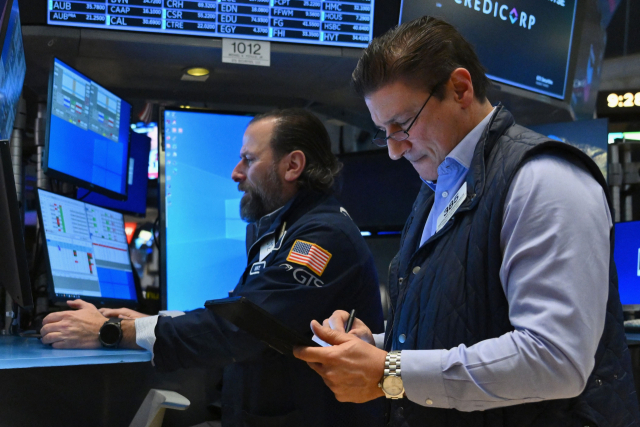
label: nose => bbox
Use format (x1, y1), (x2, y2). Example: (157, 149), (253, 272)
(231, 160), (245, 183)
(387, 138), (410, 161)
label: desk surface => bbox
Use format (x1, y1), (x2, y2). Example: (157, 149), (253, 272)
(0, 335), (152, 369)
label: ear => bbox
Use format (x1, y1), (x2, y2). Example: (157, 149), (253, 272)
(449, 68), (474, 109)
(282, 150), (306, 182)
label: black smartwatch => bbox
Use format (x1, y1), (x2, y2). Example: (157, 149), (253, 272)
(99, 318), (123, 348)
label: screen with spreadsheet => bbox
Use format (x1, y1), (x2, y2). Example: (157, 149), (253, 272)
(37, 189), (137, 307)
(46, 0), (375, 48)
(44, 58), (132, 200)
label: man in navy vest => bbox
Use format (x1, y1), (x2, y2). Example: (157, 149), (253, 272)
(41, 109), (385, 427)
(295, 16), (640, 427)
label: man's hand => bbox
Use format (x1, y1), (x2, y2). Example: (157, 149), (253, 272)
(322, 310), (375, 345)
(99, 307), (148, 320)
(41, 300), (107, 349)
(294, 320), (387, 403)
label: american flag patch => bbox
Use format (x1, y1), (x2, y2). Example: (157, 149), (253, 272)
(286, 240), (332, 276)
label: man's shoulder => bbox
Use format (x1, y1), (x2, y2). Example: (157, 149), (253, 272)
(287, 196), (367, 251)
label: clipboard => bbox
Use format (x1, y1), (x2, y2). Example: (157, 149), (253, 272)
(204, 296), (319, 355)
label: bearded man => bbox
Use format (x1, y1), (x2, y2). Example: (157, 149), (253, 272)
(40, 108), (385, 427)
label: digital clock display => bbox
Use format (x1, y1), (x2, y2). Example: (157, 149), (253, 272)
(47, 0), (376, 49)
(607, 92), (640, 109)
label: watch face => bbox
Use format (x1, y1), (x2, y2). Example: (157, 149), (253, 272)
(100, 323), (121, 345)
(382, 375), (404, 396)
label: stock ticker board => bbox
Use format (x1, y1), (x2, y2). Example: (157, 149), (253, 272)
(47, 0), (375, 48)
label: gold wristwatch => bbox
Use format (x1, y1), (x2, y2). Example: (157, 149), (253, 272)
(378, 350), (404, 399)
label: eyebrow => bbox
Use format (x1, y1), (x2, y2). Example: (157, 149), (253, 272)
(376, 113), (412, 128)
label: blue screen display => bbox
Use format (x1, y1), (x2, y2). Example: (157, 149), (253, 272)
(614, 221), (640, 306)
(78, 132), (151, 216)
(46, 58), (132, 197)
(163, 110), (252, 311)
(0, 0), (26, 140)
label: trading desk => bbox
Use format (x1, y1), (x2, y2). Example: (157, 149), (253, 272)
(0, 335), (221, 427)
(0, 335), (151, 369)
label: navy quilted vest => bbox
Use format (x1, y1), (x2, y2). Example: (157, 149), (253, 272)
(385, 106), (640, 427)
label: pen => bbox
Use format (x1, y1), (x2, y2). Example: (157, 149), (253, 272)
(345, 309), (356, 332)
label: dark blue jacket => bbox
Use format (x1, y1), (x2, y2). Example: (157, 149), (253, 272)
(386, 107), (640, 427)
(153, 190), (385, 427)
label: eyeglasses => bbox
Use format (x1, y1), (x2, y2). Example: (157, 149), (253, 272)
(371, 80), (445, 147)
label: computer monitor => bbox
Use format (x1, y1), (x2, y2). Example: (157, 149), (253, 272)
(37, 188), (138, 308)
(161, 108), (253, 311)
(43, 58), (132, 200)
(614, 221), (640, 310)
(0, 140), (32, 309)
(400, 1), (579, 100)
(0, 0), (26, 140)
(77, 132), (151, 217)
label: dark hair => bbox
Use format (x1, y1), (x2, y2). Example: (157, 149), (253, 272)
(249, 108), (342, 194)
(352, 16), (491, 101)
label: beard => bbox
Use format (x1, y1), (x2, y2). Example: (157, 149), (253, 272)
(239, 164), (286, 223)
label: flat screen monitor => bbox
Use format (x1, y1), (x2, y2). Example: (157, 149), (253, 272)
(529, 118), (608, 181)
(44, 58), (132, 200)
(400, 0), (578, 100)
(37, 189), (138, 308)
(614, 221), (640, 309)
(0, 140), (32, 309)
(336, 149), (422, 230)
(0, 0), (26, 140)
(77, 132), (151, 217)
(161, 108), (253, 311)
(47, 0), (375, 48)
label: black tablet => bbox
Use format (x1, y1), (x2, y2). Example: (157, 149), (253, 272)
(204, 296), (319, 355)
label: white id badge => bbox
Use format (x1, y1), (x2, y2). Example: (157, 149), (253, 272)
(259, 236), (276, 261)
(436, 182), (468, 233)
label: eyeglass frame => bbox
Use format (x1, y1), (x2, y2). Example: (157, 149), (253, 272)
(371, 78), (448, 147)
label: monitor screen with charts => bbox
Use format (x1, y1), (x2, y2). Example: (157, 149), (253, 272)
(37, 189), (137, 307)
(77, 131), (151, 217)
(44, 58), (132, 200)
(0, 0), (26, 140)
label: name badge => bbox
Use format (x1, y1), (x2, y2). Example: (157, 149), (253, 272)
(436, 182), (468, 233)
(260, 236), (275, 261)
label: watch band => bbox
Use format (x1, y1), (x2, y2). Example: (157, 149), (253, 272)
(379, 350), (404, 399)
(385, 350), (402, 377)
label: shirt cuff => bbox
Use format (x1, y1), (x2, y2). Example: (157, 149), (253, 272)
(402, 350), (450, 408)
(135, 315), (160, 363)
(373, 333), (385, 349)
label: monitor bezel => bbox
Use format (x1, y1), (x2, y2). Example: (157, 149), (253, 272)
(36, 188), (139, 309)
(43, 57), (132, 202)
(158, 106), (255, 310)
(0, 140), (33, 309)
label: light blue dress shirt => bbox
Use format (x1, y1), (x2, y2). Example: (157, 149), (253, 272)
(375, 109), (612, 411)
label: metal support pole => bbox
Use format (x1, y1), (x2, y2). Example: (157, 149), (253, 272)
(35, 102), (48, 190)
